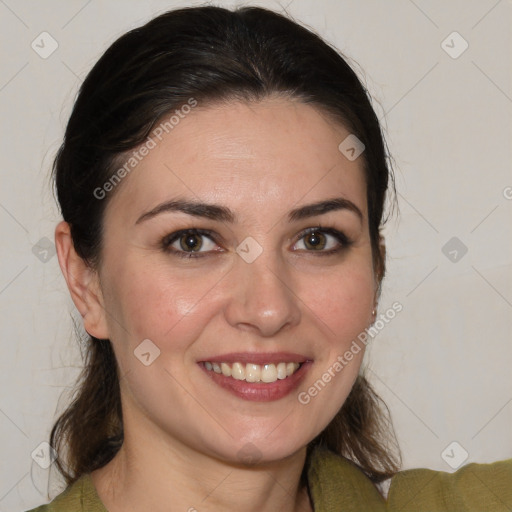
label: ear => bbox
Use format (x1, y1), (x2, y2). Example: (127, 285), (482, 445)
(55, 221), (110, 340)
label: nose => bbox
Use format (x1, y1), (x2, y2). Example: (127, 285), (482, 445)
(223, 252), (301, 338)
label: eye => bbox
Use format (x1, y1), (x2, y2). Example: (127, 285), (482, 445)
(292, 227), (351, 253)
(162, 229), (220, 257)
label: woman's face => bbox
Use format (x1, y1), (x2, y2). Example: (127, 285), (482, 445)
(93, 97), (378, 464)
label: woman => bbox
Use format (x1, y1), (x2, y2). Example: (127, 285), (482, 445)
(29, 5), (511, 512)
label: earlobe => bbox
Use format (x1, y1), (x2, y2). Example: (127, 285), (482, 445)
(55, 221), (110, 339)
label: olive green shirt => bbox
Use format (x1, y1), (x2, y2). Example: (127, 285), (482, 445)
(27, 447), (512, 511)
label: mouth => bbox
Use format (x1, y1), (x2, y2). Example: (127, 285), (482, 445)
(198, 352), (312, 402)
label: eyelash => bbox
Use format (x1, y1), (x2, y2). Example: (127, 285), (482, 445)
(161, 227), (353, 259)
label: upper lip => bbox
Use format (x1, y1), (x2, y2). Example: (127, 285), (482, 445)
(198, 352), (311, 365)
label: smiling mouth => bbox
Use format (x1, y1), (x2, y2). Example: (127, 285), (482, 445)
(203, 361), (302, 383)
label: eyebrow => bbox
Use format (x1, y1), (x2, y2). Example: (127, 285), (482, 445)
(135, 199), (235, 224)
(135, 197), (363, 225)
(288, 197), (363, 223)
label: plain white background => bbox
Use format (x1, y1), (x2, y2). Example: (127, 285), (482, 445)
(0, 0), (510, 510)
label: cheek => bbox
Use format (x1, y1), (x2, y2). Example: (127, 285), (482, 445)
(301, 264), (375, 342)
(297, 265), (373, 412)
(103, 259), (228, 353)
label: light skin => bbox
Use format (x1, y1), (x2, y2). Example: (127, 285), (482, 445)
(56, 97), (383, 512)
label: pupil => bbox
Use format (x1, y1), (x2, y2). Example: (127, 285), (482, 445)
(181, 234), (202, 251)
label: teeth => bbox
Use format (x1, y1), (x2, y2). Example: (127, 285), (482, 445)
(220, 362), (231, 377)
(276, 362), (287, 380)
(204, 361), (301, 383)
(246, 363), (260, 382)
(261, 364), (277, 383)
(231, 362), (245, 380)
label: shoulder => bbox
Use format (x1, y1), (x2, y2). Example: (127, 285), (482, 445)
(25, 474), (107, 512)
(307, 446), (387, 511)
(387, 458), (512, 511)
(308, 447), (512, 511)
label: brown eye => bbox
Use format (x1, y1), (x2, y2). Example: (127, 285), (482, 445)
(179, 233), (203, 252)
(303, 231), (326, 250)
(292, 227), (352, 254)
(162, 229), (220, 258)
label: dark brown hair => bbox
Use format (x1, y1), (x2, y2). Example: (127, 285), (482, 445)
(50, 4), (400, 493)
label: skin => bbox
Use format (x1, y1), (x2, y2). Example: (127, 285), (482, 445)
(56, 97), (383, 512)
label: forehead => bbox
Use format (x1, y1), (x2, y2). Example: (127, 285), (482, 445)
(105, 97), (368, 225)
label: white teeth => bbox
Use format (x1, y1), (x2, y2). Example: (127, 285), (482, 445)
(204, 361), (301, 383)
(221, 362), (231, 377)
(286, 362), (296, 377)
(261, 364), (277, 383)
(276, 362), (287, 380)
(231, 362), (245, 380)
(246, 363), (260, 382)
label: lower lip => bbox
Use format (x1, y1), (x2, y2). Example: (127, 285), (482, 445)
(199, 362), (312, 402)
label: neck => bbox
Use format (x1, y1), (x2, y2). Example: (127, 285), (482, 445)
(91, 421), (313, 512)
